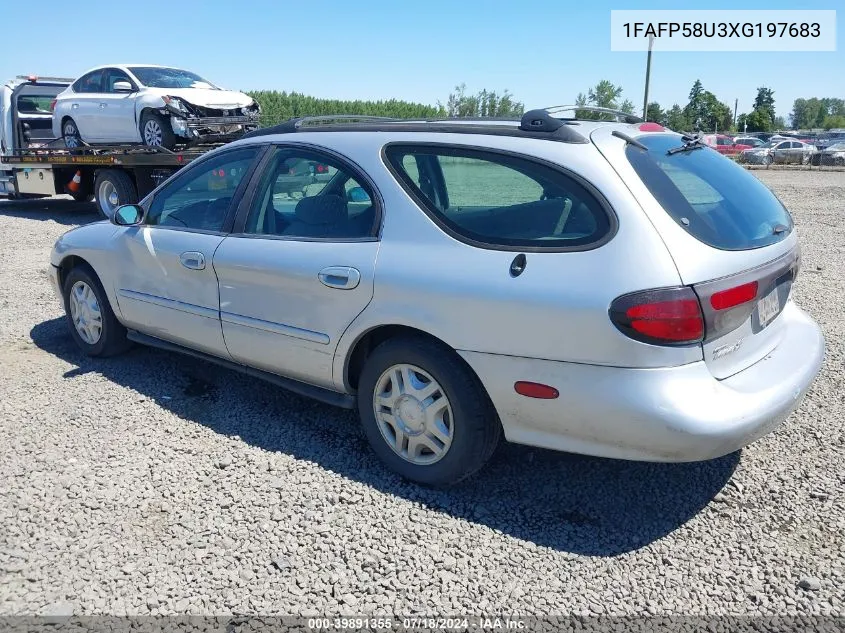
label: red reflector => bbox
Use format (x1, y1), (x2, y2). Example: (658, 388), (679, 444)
(626, 299), (704, 342)
(514, 381), (559, 399)
(710, 281), (758, 310)
(639, 122), (664, 132)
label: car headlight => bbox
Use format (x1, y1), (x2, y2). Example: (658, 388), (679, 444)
(244, 101), (261, 118)
(163, 96), (189, 115)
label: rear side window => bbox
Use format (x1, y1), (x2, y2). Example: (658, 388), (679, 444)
(384, 145), (613, 250)
(626, 134), (792, 250)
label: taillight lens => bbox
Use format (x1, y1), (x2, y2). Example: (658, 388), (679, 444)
(609, 287), (705, 346)
(49, 99), (57, 112)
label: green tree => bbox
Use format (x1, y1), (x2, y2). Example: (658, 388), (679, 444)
(645, 102), (666, 125)
(575, 80), (634, 119)
(823, 115), (845, 130)
(753, 87), (776, 125)
(684, 80), (731, 131)
(440, 83), (523, 118)
(665, 104), (690, 131)
(743, 108), (774, 132)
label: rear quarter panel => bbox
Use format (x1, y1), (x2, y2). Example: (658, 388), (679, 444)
(308, 132), (702, 392)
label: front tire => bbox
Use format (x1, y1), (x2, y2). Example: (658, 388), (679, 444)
(140, 112), (176, 149)
(357, 336), (501, 486)
(63, 265), (130, 357)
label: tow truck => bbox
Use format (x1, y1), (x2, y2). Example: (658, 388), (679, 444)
(0, 75), (238, 218)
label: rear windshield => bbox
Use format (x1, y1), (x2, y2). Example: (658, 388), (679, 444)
(626, 134), (792, 250)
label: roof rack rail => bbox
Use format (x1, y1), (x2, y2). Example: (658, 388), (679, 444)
(540, 105), (644, 124)
(244, 113), (589, 144)
(244, 115), (403, 138)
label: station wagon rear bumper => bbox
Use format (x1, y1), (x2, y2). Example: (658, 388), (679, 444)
(459, 301), (824, 462)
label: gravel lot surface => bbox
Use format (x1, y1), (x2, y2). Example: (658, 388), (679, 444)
(0, 171), (843, 617)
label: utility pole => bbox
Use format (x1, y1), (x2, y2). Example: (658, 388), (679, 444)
(642, 35), (654, 120)
(734, 98), (738, 128)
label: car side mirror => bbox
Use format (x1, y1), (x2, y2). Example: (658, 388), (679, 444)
(347, 186), (370, 203)
(113, 81), (135, 93)
(112, 204), (143, 226)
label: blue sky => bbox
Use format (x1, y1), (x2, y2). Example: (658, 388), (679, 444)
(3, 0), (841, 120)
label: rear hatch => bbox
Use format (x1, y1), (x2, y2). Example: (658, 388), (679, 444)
(592, 127), (800, 379)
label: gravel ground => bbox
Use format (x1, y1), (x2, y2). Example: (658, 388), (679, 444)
(0, 172), (843, 618)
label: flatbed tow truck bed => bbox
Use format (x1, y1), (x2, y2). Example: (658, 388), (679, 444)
(0, 75), (240, 218)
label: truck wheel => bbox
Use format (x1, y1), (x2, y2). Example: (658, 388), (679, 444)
(62, 118), (82, 149)
(94, 170), (137, 220)
(357, 336), (501, 487)
(140, 112), (176, 150)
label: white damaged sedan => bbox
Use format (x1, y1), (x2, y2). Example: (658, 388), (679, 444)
(52, 65), (260, 149)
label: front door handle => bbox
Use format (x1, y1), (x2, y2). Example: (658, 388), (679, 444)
(180, 251), (205, 270)
(99, 103), (107, 108)
(71, 103), (79, 109)
(318, 266), (360, 290)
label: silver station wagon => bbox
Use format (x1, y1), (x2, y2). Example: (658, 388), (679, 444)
(49, 108), (825, 486)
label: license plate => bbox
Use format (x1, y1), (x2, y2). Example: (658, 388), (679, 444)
(757, 288), (780, 328)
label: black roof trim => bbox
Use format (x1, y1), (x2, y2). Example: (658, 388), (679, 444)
(242, 116), (589, 144)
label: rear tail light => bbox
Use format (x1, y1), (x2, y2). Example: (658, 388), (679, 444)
(49, 99), (57, 112)
(609, 287), (705, 346)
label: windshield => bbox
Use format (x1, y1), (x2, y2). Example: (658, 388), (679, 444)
(626, 134), (792, 251)
(128, 67), (219, 90)
(826, 143), (845, 151)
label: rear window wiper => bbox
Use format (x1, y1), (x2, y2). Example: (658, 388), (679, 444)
(667, 132), (707, 155)
(612, 130), (648, 151)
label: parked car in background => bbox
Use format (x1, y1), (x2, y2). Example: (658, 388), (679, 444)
(52, 65), (261, 150)
(815, 131), (845, 150)
(702, 134), (753, 155)
(740, 139), (817, 165)
(733, 136), (764, 148)
(48, 109), (823, 485)
(809, 141), (845, 166)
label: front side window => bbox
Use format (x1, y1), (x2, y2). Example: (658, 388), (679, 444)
(72, 71), (103, 93)
(385, 145), (613, 250)
(104, 69), (134, 93)
(626, 134), (792, 250)
(243, 148), (376, 239)
(146, 147), (259, 231)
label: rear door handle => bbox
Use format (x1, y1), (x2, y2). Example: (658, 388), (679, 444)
(99, 103), (107, 108)
(318, 266), (360, 290)
(180, 251), (205, 270)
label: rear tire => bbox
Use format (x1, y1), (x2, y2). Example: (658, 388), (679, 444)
(140, 112), (176, 150)
(62, 118), (82, 150)
(357, 336), (501, 487)
(764, 154), (774, 166)
(94, 170), (137, 220)
(62, 265), (130, 357)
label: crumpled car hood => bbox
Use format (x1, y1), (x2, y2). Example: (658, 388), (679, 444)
(147, 87), (254, 109)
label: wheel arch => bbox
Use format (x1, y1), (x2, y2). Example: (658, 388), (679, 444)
(341, 324), (489, 398)
(56, 254), (93, 292)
